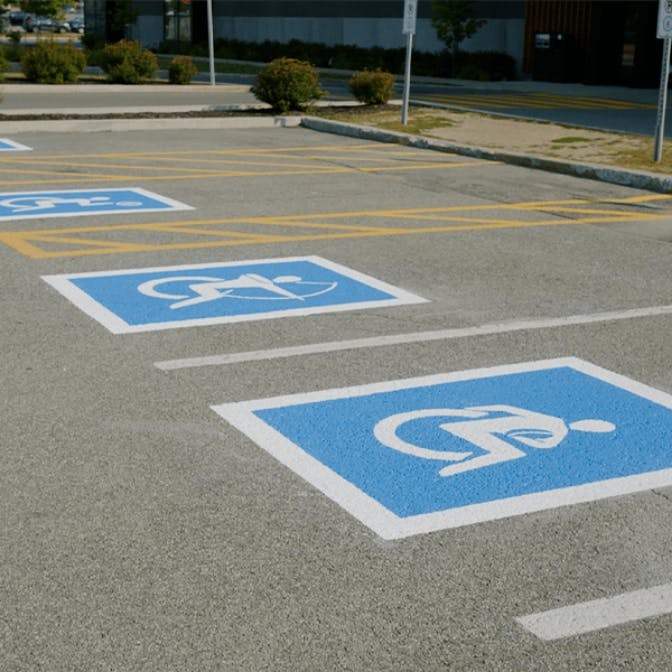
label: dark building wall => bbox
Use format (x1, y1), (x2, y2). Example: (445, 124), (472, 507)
(524, 0), (665, 86)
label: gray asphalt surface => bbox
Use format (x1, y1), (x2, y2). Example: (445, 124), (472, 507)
(1, 91), (672, 670)
(1, 73), (670, 137)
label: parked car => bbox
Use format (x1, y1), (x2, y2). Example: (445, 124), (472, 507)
(23, 15), (59, 33)
(6, 10), (29, 27)
(24, 15), (74, 33)
(54, 18), (73, 33)
(67, 16), (85, 33)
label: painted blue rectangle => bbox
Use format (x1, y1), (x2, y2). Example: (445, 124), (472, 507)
(213, 359), (672, 539)
(42, 256), (427, 333)
(0, 188), (192, 221)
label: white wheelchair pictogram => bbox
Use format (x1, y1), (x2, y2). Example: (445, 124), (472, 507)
(0, 195), (143, 213)
(374, 405), (615, 476)
(137, 273), (338, 309)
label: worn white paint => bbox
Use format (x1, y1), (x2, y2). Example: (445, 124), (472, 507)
(517, 583), (672, 640)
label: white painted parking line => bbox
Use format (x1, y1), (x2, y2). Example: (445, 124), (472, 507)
(155, 303), (672, 370)
(516, 583), (672, 640)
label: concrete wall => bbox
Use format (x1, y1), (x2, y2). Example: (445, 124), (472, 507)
(92, 1), (525, 72)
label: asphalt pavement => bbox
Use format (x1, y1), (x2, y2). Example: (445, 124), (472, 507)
(0, 70), (669, 138)
(2, 69), (672, 671)
(1, 76), (669, 194)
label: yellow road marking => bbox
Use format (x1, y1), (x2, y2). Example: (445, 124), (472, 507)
(0, 144), (391, 163)
(421, 93), (657, 111)
(2, 195), (670, 259)
(0, 163), (495, 187)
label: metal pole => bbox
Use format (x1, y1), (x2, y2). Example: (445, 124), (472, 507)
(207, 0), (216, 86)
(401, 32), (413, 125)
(653, 37), (671, 162)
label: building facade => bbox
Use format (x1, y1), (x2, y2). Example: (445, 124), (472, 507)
(84, 0), (667, 87)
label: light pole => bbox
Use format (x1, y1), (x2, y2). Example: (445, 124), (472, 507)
(207, 0), (215, 86)
(654, 0), (672, 161)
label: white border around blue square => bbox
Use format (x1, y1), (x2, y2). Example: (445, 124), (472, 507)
(42, 256), (428, 333)
(213, 358), (672, 540)
(0, 139), (32, 152)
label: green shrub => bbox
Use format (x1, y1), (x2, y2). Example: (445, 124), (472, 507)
(251, 57), (323, 112)
(20, 41), (87, 84)
(453, 63), (489, 81)
(81, 32), (105, 52)
(0, 46), (7, 83)
(85, 48), (105, 69)
(349, 69), (395, 104)
(168, 55), (198, 84)
(100, 39), (158, 84)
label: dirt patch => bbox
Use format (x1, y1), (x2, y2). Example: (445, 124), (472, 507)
(311, 105), (672, 175)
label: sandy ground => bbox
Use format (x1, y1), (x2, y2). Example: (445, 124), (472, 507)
(424, 112), (648, 165)
(321, 105), (671, 173)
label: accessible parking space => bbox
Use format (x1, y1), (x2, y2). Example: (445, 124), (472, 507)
(3, 124), (672, 671)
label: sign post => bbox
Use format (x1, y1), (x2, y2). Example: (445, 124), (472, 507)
(207, 0), (216, 86)
(654, 0), (672, 161)
(401, 0), (417, 125)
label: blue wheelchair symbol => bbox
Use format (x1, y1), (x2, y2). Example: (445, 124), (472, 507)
(42, 256), (427, 333)
(136, 272), (339, 309)
(374, 405), (615, 477)
(214, 358), (672, 539)
(0, 188), (192, 221)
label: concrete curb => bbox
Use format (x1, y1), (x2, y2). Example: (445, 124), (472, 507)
(300, 116), (672, 194)
(0, 83), (252, 93)
(0, 115), (303, 134)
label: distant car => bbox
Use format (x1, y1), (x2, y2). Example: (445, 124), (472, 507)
(23, 15), (74, 33)
(5, 10), (27, 25)
(23, 15), (58, 33)
(54, 18), (72, 33)
(68, 16), (85, 33)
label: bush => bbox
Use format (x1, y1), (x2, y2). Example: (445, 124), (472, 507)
(349, 69), (395, 104)
(251, 57), (323, 112)
(466, 50), (517, 81)
(168, 55), (198, 84)
(453, 63), (489, 81)
(81, 32), (105, 52)
(100, 39), (158, 84)
(20, 41), (87, 84)
(0, 46), (7, 83)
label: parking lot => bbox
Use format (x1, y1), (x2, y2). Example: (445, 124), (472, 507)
(2, 123), (672, 670)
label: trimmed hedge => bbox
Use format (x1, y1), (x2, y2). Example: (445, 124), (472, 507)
(100, 39), (158, 84)
(349, 69), (395, 104)
(158, 37), (517, 80)
(251, 57), (323, 112)
(168, 55), (198, 84)
(0, 46), (7, 83)
(21, 41), (87, 84)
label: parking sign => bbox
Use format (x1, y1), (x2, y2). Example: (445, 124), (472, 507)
(658, 0), (672, 38)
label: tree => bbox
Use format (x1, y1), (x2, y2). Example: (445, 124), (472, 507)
(431, 0), (486, 64)
(22, 0), (71, 19)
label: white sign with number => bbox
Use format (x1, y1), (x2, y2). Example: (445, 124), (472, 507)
(403, 0), (417, 34)
(658, 0), (672, 38)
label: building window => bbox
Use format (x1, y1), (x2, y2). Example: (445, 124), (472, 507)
(165, 0), (191, 43)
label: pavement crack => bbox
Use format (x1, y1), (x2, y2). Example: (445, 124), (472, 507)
(652, 488), (672, 504)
